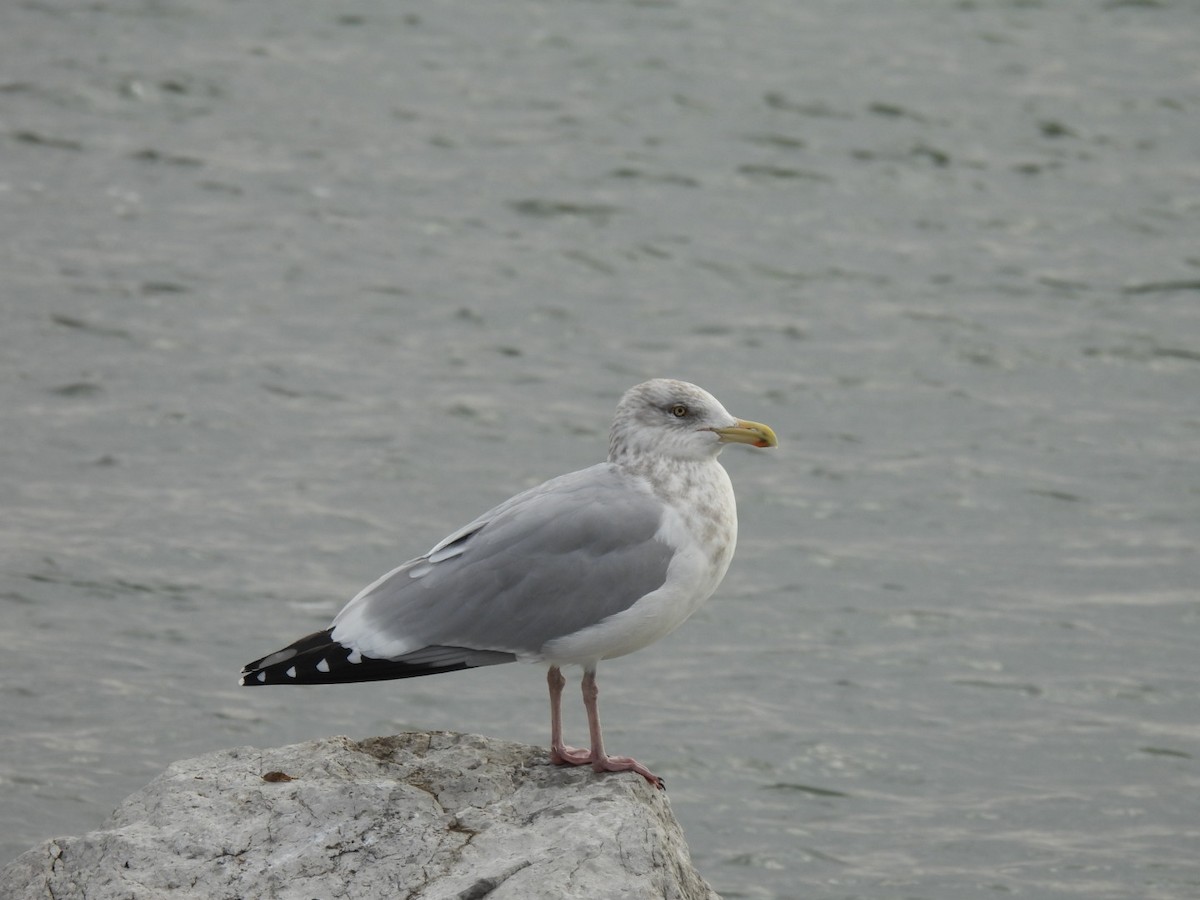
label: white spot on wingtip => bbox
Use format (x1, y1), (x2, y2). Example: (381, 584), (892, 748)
(256, 672), (266, 683)
(316, 658), (330, 673)
(285, 666), (297, 679)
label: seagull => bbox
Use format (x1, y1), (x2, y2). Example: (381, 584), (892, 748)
(240, 378), (778, 788)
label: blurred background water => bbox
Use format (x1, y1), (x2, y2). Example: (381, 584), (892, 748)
(2, 1), (1198, 897)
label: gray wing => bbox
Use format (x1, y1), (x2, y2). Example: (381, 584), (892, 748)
(329, 463), (675, 660)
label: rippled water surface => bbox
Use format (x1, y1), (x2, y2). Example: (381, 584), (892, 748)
(3, 1), (1198, 897)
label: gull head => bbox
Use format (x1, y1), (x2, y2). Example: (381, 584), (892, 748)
(608, 379), (778, 465)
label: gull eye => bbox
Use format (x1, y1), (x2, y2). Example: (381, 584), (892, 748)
(669, 404), (689, 418)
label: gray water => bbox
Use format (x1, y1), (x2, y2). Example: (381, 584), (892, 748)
(3, 1), (1198, 897)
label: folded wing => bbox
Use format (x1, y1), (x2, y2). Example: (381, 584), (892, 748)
(333, 463), (674, 659)
(241, 463), (675, 686)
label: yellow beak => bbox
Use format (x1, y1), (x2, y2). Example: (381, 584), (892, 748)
(713, 419), (779, 449)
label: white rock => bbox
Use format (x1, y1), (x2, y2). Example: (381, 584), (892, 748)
(0, 731), (720, 900)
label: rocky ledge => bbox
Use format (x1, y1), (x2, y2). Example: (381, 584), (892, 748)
(0, 731), (719, 900)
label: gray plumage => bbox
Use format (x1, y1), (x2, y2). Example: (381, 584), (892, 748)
(240, 379), (777, 788)
(329, 464), (676, 662)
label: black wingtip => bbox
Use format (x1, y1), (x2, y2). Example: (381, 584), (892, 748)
(240, 629), (517, 686)
(240, 628), (335, 685)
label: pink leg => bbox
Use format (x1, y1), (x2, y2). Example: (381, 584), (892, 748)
(580, 667), (664, 789)
(547, 666), (590, 766)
